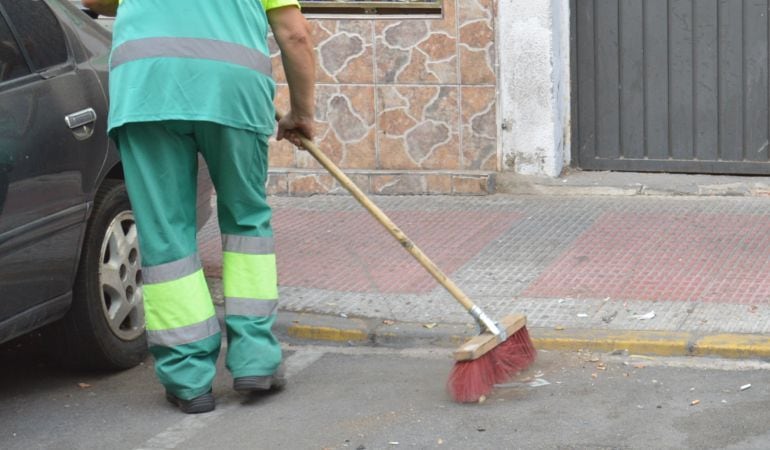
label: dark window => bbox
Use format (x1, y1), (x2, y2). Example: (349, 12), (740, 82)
(300, 1), (441, 16)
(0, 16), (28, 82)
(0, 0), (68, 71)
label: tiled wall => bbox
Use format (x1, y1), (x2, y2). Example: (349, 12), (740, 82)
(269, 0), (498, 195)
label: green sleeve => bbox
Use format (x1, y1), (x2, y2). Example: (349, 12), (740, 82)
(261, 0), (300, 11)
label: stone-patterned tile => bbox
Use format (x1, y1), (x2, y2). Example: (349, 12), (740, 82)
(462, 86), (498, 170)
(452, 175), (493, 195)
(288, 173), (335, 196)
(459, 0), (495, 86)
(316, 21), (374, 84)
(269, 138), (296, 167)
(459, 0), (493, 23)
(266, 173), (289, 195)
(375, 18), (457, 84)
(426, 174), (453, 194)
(460, 45), (495, 85)
(270, 85), (297, 167)
(378, 135), (420, 170)
(371, 174), (425, 195)
(460, 19), (494, 49)
(266, 0), (502, 191)
(299, 85), (376, 170)
(429, 0), (457, 35)
(376, 86), (461, 170)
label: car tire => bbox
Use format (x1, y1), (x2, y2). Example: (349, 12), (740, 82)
(48, 179), (147, 370)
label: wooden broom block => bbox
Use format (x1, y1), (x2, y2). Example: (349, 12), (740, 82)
(453, 314), (528, 361)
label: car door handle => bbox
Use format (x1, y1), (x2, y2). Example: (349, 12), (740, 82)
(65, 108), (97, 129)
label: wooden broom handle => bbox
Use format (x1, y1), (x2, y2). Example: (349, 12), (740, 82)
(276, 111), (478, 314)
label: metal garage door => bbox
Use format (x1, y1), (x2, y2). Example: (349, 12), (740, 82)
(576, 0), (770, 174)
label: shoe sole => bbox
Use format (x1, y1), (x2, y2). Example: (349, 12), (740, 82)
(233, 375), (286, 393)
(165, 392), (215, 414)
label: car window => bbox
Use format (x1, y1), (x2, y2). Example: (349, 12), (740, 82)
(0, 0), (68, 71)
(0, 15), (29, 82)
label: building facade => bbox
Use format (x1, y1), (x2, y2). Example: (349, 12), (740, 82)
(270, 0), (770, 195)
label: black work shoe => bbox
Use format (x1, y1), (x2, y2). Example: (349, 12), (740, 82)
(165, 391), (215, 414)
(233, 364), (286, 394)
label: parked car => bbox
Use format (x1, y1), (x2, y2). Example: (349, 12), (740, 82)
(0, 0), (213, 369)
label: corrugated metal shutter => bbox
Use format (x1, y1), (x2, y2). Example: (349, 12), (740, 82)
(576, 0), (770, 174)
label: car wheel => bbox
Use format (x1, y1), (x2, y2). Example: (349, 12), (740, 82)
(48, 179), (147, 370)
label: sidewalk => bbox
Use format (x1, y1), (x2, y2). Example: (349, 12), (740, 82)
(198, 172), (770, 359)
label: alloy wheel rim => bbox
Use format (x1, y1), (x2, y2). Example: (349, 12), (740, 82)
(98, 210), (144, 340)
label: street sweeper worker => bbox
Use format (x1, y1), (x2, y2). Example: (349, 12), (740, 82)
(81, 0), (316, 413)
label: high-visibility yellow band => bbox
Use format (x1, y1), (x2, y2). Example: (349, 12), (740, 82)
(262, 0), (300, 11)
(143, 269), (215, 331)
(222, 252), (278, 300)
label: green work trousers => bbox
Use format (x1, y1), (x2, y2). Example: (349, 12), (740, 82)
(115, 120), (281, 400)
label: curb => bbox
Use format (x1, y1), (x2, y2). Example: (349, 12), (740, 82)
(495, 171), (770, 197)
(273, 311), (770, 360)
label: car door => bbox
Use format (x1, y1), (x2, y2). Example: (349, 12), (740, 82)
(0, 0), (108, 320)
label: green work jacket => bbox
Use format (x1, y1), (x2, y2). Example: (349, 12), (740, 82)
(107, 0), (299, 136)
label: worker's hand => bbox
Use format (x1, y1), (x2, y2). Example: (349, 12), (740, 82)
(276, 110), (314, 148)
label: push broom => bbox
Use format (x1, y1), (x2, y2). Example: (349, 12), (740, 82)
(276, 111), (536, 403)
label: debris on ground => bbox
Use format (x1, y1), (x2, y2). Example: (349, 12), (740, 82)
(382, 320), (395, 325)
(423, 323), (437, 329)
(632, 311), (656, 320)
(690, 400), (700, 406)
(740, 384), (752, 391)
(77, 383), (91, 389)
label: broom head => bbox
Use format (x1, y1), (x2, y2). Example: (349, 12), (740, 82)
(447, 314), (536, 403)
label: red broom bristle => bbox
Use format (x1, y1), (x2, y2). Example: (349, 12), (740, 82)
(489, 327), (536, 383)
(447, 326), (537, 403)
(447, 351), (497, 403)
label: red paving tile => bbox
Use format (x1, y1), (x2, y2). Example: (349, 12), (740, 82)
(202, 209), (521, 294)
(523, 212), (770, 304)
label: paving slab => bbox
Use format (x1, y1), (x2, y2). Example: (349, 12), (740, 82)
(200, 186), (770, 359)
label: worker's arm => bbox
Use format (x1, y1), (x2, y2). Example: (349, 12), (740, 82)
(81, 0), (118, 17)
(268, 6), (315, 146)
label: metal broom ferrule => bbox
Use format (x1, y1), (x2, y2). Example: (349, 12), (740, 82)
(469, 305), (508, 342)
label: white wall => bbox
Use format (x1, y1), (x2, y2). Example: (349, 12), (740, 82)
(498, 0), (571, 177)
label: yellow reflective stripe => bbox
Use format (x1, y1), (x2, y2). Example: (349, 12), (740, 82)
(222, 252), (278, 300)
(143, 269), (214, 331)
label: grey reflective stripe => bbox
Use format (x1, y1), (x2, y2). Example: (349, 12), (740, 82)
(143, 253), (201, 285)
(225, 297), (278, 317)
(223, 235), (275, 255)
(147, 316), (220, 347)
(111, 37), (272, 77)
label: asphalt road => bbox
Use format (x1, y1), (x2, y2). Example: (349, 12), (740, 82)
(2, 335), (770, 450)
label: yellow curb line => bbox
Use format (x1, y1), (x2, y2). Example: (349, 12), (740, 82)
(284, 322), (770, 360)
(693, 334), (770, 359)
(532, 328), (770, 359)
(532, 329), (691, 357)
(287, 324), (368, 342)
